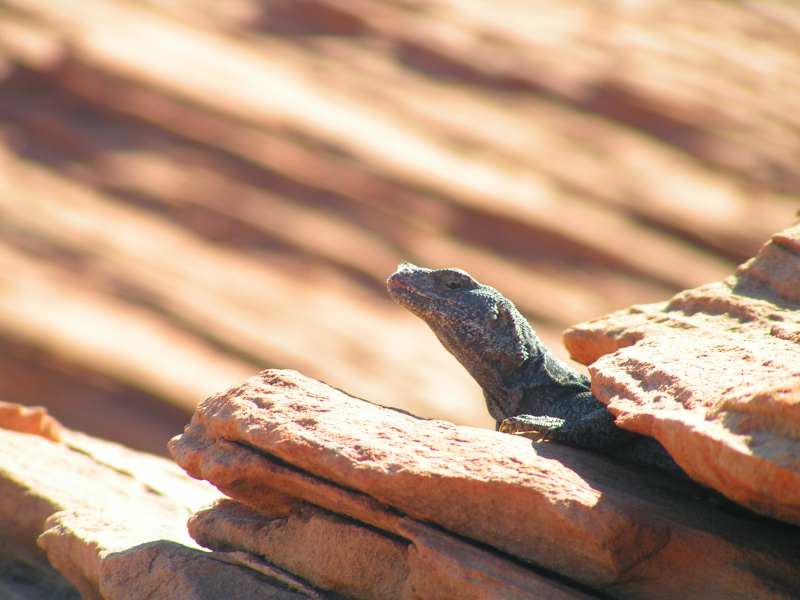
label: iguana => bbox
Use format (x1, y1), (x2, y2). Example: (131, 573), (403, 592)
(387, 262), (680, 474)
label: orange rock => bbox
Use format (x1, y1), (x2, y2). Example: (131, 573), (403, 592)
(190, 497), (409, 600)
(0, 400), (63, 441)
(0, 422), (314, 599)
(564, 224), (800, 525)
(190, 496), (591, 600)
(169, 369), (800, 599)
(99, 540), (310, 600)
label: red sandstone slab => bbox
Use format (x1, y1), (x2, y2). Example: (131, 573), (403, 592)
(169, 369), (800, 599)
(0, 404), (306, 600)
(564, 225), (800, 525)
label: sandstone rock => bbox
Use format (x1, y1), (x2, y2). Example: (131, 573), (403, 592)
(190, 497), (409, 600)
(0, 410), (80, 600)
(189, 496), (589, 600)
(169, 369), (800, 599)
(564, 224), (800, 525)
(0, 400), (63, 441)
(0, 402), (312, 599)
(99, 540), (310, 600)
(180, 437), (590, 599)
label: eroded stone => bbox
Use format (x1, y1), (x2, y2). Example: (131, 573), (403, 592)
(564, 224), (800, 525)
(99, 540), (308, 600)
(189, 496), (590, 600)
(190, 497), (410, 600)
(169, 369), (800, 599)
(170, 370), (664, 586)
(0, 405), (311, 600)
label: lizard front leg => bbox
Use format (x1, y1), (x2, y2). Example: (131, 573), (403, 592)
(499, 408), (637, 451)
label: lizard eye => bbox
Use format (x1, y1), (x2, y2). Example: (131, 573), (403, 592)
(433, 268), (475, 291)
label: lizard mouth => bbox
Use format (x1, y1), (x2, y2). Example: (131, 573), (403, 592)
(386, 272), (432, 310)
(387, 275), (418, 301)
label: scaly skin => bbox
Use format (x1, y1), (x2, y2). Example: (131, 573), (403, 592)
(387, 263), (681, 472)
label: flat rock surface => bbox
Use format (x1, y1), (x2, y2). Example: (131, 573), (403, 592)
(564, 224), (800, 525)
(170, 369), (800, 599)
(0, 403), (310, 600)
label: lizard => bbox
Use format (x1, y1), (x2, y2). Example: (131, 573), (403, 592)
(386, 262), (681, 475)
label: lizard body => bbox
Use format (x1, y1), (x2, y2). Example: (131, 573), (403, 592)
(387, 262), (680, 473)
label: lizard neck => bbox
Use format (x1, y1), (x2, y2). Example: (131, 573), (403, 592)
(430, 322), (530, 423)
(523, 347), (590, 391)
(476, 323), (591, 423)
(469, 317), (543, 422)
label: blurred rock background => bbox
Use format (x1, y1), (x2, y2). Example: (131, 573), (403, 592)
(0, 0), (796, 455)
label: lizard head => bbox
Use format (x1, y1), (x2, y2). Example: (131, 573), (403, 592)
(387, 263), (533, 403)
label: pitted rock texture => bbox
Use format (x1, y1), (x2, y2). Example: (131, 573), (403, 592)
(169, 369), (800, 600)
(188, 496), (589, 600)
(98, 541), (311, 600)
(0, 402), (309, 600)
(189, 497), (410, 600)
(564, 224), (800, 525)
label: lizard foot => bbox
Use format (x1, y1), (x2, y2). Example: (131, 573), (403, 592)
(498, 415), (566, 442)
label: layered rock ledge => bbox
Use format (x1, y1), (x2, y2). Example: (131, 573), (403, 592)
(564, 224), (800, 525)
(169, 369), (799, 599)
(0, 401), (310, 599)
